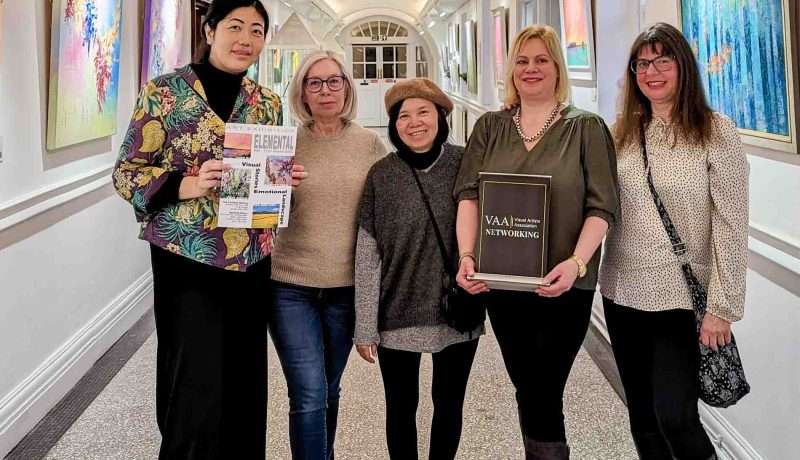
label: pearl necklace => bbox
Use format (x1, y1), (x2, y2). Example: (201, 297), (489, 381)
(513, 103), (562, 144)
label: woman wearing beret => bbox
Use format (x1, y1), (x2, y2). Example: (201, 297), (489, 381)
(454, 25), (619, 459)
(354, 78), (484, 460)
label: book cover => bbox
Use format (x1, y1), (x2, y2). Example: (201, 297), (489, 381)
(476, 172), (551, 280)
(218, 124), (297, 229)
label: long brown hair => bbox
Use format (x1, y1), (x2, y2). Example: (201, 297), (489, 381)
(615, 22), (714, 149)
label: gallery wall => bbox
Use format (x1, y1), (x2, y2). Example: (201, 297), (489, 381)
(0, 0), (153, 456)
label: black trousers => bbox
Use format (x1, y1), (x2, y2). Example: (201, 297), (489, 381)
(487, 288), (594, 443)
(377, 339), (479, 460)
(150, 245), (270, 460)
(603, 298), (715, 460)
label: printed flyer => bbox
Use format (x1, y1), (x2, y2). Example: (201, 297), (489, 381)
(218, 123), (297, 229)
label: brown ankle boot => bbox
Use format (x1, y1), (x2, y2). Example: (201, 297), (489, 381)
(523, 437), (570, 460)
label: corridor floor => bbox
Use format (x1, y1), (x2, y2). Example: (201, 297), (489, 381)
(41, 321), (637, 459)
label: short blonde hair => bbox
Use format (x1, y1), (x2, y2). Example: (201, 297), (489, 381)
(504, 25), (570, 106)
(288, 51), (358, 125)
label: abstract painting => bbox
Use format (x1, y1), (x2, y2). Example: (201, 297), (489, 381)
(681, 0), (796, 151)
(141, 0), (191, 84)
(492, 7), (508, 88)
(559, 0), (595, 80)
(465, 20), (478, 94)
(47, 0), (122, 149)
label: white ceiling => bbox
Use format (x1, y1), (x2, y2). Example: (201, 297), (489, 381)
(280, 0), (468, 27)
(322, 0), (429, 19)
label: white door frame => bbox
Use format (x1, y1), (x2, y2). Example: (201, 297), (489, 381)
(343, 17), (434, 127)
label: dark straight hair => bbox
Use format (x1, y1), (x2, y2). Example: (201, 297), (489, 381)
(192, 0), (270, 63)
(615, 22), (715, 149)
(387, 101), (450, 154)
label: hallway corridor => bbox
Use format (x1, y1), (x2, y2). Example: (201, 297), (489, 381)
(31, 312), (636, 459)
(2, 1), (798, 459)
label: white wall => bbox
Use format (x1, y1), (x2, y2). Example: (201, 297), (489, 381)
(0, 0), (153, 456)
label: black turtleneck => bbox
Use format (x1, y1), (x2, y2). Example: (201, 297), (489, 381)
(396, 139), (446, 170)
(191, 60), (246, 121)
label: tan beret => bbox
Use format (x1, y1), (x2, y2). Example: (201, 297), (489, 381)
(384, 78), (454, 115)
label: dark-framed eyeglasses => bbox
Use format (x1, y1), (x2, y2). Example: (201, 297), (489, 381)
(304, 75), (346, 93)
(630, 55), (676, 74)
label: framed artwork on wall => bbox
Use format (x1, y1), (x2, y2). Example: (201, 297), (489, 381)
(141, 0), (192, 85)
(191, 0), (211, 59)
(492, 7), (508, 88)
(465, 20), (478, 94)
(559, 0), (596, 81)
(47, 0), (123, 150)
(460, 19), (469, 84)
(680, 0), (797, 154)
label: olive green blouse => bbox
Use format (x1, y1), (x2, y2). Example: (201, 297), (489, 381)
(454, 106), (620, 290)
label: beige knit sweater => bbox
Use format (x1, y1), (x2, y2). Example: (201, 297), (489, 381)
(271, 122), (387, 287)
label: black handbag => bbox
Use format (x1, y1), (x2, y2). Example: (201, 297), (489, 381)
(640, 130), (750, 408)
(407, 164), (486, 333)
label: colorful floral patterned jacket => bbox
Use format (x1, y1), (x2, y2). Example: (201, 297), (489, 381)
(113, 65), (282, 271)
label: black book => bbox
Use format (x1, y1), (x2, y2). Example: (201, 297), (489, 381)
(471, 172), (551, 291)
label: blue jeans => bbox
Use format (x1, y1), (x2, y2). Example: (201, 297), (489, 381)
(269, 282), (355, 460)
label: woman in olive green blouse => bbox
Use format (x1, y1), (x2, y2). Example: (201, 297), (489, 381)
(454, 25), (619, 459)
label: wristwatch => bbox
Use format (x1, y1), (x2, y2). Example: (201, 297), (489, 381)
(569, 255), (587, 278)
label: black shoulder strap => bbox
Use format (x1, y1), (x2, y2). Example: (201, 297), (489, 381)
(407, 164), (453, 274)
(640, 126), (706, 315)
(640, 126), (688, 259)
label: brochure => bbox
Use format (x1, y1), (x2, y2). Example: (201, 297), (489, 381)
(218, 123), (297, 229)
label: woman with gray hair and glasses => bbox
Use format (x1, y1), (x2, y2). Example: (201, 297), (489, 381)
(269, 50), (387, 460)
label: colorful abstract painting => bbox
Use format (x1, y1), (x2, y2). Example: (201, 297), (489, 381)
(465, 20), (477, 94)
(141, 0), (191, 84)
(681, 0), (795, 146)
(47, 0), (122, 149)
(492, 8), (508, 87)
(562, 0), (590, 68)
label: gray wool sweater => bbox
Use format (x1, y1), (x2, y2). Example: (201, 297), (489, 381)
(354, 143), (484, 353)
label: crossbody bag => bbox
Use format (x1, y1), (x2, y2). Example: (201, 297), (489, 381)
(640, 129), (750, 408)
(407, 163), (486, 334)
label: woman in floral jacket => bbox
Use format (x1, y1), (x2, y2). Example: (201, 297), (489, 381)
(112, 1), (303, 458)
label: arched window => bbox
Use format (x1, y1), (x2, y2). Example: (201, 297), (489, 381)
(351, 20), (408, 40)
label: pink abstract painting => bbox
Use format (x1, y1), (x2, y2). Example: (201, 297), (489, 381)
(141, 0), (191, 84)
(47, 0), (122, 149)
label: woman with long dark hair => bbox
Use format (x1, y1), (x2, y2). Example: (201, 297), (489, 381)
(601, 22), (748, 460)
(113, 1), (304, 458)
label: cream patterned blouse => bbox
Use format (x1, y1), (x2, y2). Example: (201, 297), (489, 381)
(599, 113), (749, 322)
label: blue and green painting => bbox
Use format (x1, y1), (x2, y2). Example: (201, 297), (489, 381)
(681, 0), (790, 137)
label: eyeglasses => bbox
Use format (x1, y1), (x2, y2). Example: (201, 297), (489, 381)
(630, 55), (675, 74)
(304, 76), (346, 93)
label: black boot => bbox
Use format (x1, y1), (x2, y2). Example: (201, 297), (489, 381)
(523, 437), (570, 460)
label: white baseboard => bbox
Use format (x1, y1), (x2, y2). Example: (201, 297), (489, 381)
(589, 313), (762, 460)
(0, 272), (153, 458)
(700, 405), (763, 460)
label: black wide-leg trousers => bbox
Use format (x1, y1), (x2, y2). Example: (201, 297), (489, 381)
(150, 245), (270, 460)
